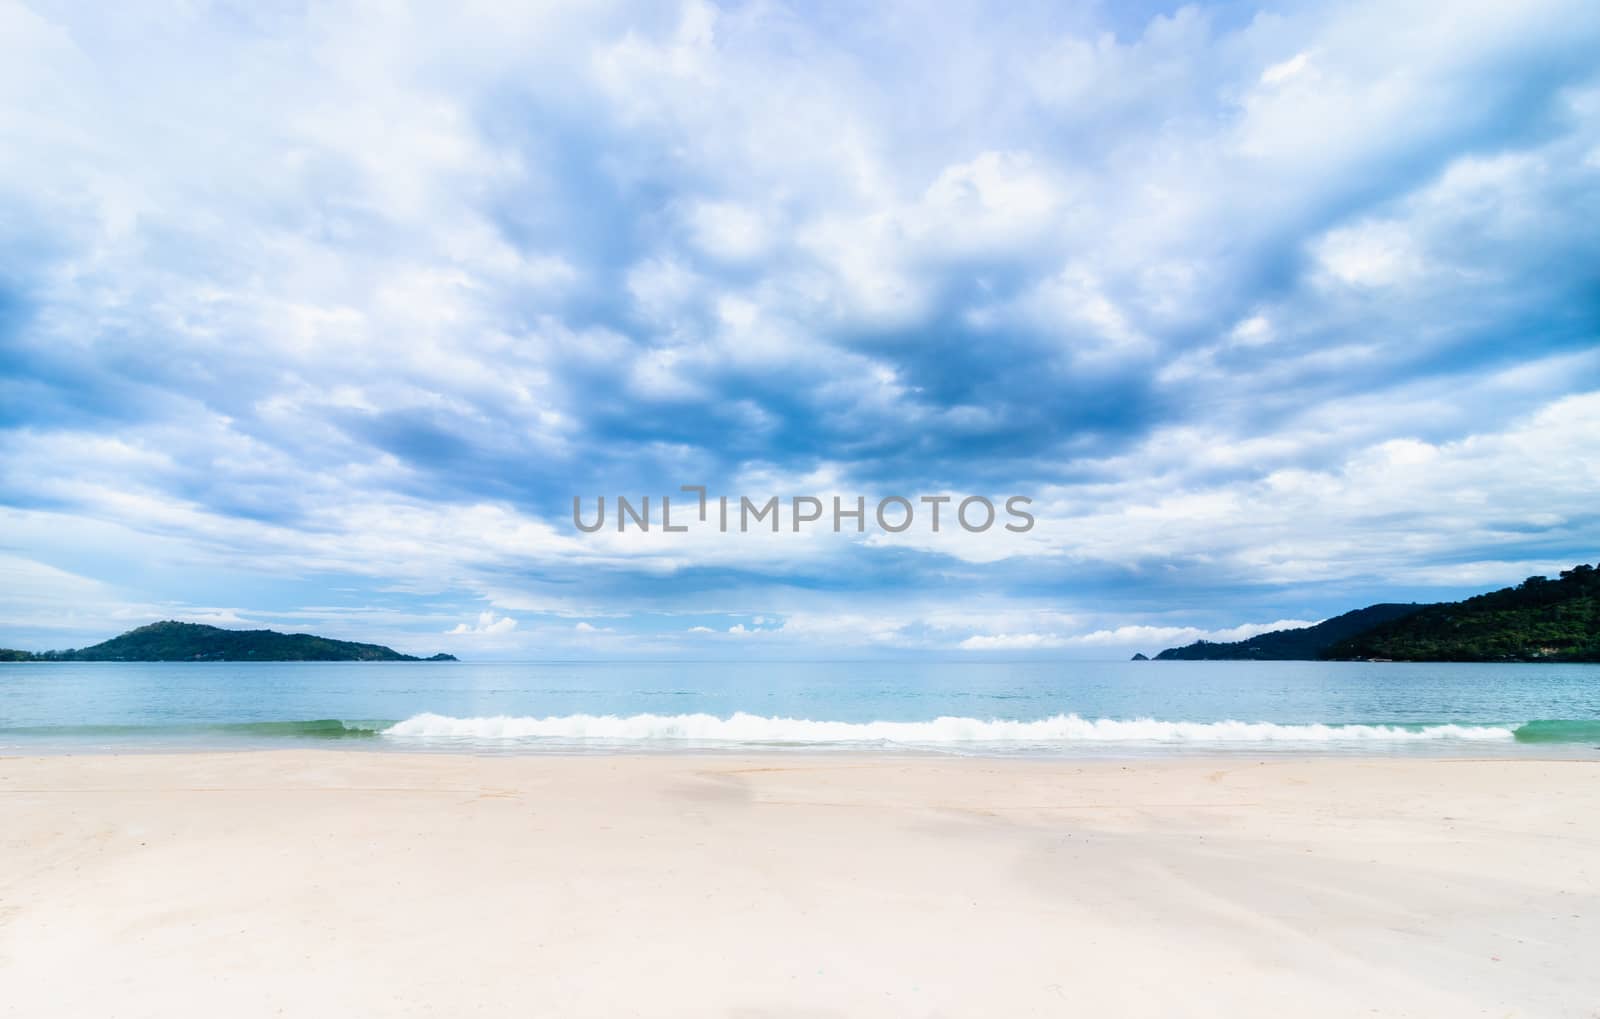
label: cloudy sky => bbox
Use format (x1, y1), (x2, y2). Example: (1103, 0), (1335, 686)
(2, 0), (1598, 659)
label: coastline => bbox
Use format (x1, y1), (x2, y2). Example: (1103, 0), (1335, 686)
(3, 752), (1596, 1017)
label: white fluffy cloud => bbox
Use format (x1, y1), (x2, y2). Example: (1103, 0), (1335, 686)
(1, 0), (1597, 653)
(449, 612), (519, 636)
(958, 633), (1068, 651)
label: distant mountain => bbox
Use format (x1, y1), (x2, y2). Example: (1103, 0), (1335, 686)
(0, 621), (458, 662)
(1152, 561), (1600, 662)
(1323, 563), (1600, 662)
(1154, 604), (1428, 660)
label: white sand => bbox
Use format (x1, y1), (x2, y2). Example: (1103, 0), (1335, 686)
(1, 752), (1596, 1017)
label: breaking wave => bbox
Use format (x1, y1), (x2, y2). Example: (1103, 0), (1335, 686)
(0, 718), (388, 741)
(380, 712), (1520, 747)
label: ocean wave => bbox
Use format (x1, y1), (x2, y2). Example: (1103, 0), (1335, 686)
(380, 712), (1519, 745)
(224, 718), (387, 739)
(0, 718), (389, 740)
(1512, 719), (1600, 743)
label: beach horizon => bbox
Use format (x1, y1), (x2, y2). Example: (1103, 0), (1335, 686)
(3, 750), (1596, 1017)
(5, 2), (1600, 1012)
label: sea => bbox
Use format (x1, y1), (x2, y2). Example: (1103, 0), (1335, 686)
(2, 659), (1598, 756)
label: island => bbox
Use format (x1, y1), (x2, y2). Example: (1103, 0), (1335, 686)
(1325, 563), (1599, 662)
(1151, 561), (1600, 662)
(0, 621), (458, 662)
(1153, 604), (1427, 660)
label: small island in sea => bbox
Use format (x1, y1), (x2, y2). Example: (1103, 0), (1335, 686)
(0, 620), (457, 662)
(1151, 561), (1600, 662)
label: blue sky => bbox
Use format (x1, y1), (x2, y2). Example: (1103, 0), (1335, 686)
(2, 0), (1598, 659)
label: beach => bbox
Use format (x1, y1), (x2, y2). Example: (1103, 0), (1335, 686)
(1, 752), (1596, 1017)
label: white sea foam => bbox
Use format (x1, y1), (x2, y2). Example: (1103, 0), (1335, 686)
(381, 712), (1516, 745)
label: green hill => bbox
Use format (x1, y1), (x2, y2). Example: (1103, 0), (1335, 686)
(2, 621), (458, 662)
(1323, 563), (1600, 662)
(1151, 561), (1600, 662)
(1153, 603), (1427, 660)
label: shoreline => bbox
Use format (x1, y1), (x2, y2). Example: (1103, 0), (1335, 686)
(6, 745), (1600, 761)
(3, 752), (1597, 1016)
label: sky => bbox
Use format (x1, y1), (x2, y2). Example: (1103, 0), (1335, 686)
(1, 0), (1598, 659)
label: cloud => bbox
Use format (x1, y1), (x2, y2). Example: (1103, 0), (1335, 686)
(958, 619), (1321, 653)
(959, 633), (1068, 651)
(1, 0), (1598, 654)
(1260, 52), (1312, 86)
(449, 612), (519, 635)
(1061, 621), (1322, 650)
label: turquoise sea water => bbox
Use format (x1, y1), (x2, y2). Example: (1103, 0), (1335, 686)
(2, 660), (1598, 755)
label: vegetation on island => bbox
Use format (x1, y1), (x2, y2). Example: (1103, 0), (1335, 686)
(1152, 562), (1600, 662)
(1154, 604), (1426, 660)
(1323, 563), (1600, 662)
(0, 621), (458, 662)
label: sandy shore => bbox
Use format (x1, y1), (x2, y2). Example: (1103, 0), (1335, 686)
(1, 752), (1596, 1017)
